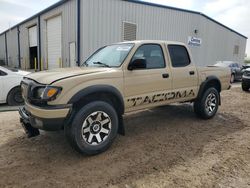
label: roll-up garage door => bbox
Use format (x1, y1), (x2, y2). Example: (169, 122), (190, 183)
(28, 26), (37, 47)
(47, 15), (62, 69)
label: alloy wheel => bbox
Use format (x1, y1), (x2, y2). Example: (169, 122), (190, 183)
(205, 93), (217, 114)
(81, 111), (111, 145)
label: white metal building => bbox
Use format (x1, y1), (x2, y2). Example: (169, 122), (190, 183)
(0, 0), (247, 70)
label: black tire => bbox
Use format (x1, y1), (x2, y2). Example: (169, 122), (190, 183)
(7, 87), (24, 106)
(242, 82), (249, 91)
(230, 74), (235, 83)
(65, 101), (118, 155)
(194, 87), (219, 119)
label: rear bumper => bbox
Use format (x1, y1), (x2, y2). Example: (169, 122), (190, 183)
(19, 103), (72, 131)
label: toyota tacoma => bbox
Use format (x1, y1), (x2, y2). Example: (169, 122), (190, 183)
(19, 40), (231, 155)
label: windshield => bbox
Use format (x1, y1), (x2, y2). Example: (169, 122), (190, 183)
(83, 44), (134, 68)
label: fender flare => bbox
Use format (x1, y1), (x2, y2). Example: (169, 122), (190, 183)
(197, 76), (221, 104)
(68, 85), (124, 113)
(67, 85), (125, 135)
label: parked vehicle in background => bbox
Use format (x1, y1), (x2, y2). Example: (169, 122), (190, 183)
(242, 64), (250, 73)
(214, 61), (242, 83)
(242, 68), (250, 91)
(0, 66), (30, 106)
(19, 40), (231, 155)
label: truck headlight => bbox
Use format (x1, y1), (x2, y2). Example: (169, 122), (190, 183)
(34, 86), (62, 101)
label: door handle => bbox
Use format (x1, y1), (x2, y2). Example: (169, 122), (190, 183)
(189, 71), (195, 75)
(162, 73), (169, 78)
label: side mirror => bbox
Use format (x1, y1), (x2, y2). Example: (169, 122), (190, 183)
(128, 58), (146, 70)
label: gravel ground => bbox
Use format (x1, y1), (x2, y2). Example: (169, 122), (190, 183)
(0, 87), (249, 188)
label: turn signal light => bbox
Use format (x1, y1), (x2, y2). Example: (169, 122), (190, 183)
(47, 88), (58, 98)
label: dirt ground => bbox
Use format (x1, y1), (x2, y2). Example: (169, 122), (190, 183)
(0, 87), (249, 188)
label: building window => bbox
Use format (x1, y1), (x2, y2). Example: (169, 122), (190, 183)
(123, 22), (137, 41)
(234, 45), (239, 55)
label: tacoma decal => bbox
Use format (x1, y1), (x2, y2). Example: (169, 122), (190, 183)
(128, 90), (195, 107)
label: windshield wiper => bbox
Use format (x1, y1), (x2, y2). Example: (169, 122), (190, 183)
(93, 62), (110, 68)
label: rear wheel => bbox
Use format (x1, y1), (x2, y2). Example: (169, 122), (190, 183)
(194, 87), (219, 119)
(65, 101), (118, 155)
(7, 87), (24, 106)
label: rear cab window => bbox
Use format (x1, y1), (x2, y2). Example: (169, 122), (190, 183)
(168, 45), (191, 67)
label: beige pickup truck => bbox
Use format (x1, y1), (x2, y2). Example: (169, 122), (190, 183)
(19, 40), (231, 155)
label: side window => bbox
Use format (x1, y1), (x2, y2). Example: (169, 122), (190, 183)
(168, 45), (191, 67)
(131, 44), (165, 69)
(0, 70), (7, 76)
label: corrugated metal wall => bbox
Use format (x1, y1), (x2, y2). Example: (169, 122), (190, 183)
(40, 0), (77, 69)
(0, 0), (247, 69)
(6, 28), (19, 67)
(1, 0), (77, 70)
(80, 0), (247, 66)
(198, 16), (246, 66)
(19, 18), (38, 69)
(0, 34), (6, 63)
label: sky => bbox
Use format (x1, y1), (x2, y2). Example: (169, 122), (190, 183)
(0, 0), (249, 57)
(0, 0), (60, 31)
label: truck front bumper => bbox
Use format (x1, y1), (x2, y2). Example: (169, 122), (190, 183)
(19, 103), (72, 131)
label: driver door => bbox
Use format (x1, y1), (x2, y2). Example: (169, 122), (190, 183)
(123, 43), (172, 112)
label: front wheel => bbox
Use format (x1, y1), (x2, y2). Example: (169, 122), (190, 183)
(194, 87), (219, 119)
(65, 101), (118, 155)
(7, 87), (24, 106)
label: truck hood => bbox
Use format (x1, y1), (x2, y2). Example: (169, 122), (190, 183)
(24, 67), (110, 85)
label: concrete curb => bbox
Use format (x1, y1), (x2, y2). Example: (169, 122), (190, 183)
(0, 105), (21, 112)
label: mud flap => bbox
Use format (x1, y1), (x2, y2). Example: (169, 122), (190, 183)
(20, 118), (40, 138)
(118, 114), (125, 136)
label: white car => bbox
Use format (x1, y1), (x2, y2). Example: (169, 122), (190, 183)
(0, 66), (30, 106)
